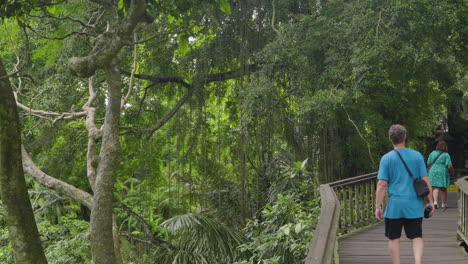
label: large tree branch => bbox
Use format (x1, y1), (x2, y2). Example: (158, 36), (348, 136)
(21, 146), (93, 209)
(115, 203), (176, 250)
(28, 0), (67, 8)
(129, 73), (192, 88)
(125, 64), (258, 87)
(144, 87), (195, 138)
(136, 83), (156, 117)
(124, 64), (258, 137)
(16, 100), (87, 123)
(23, 20), (97, 40)
(120, 0), (154, 36)
(84, 76), (102, 190)
(68, 0), (152, 77)
(27, 13), (96, 28)
(206, 64), (258, 82)
(33, 196), (70, 214)
(119, 232), (154, 244)
(0, 70), (21, 80)
(88, 0), (113, 6)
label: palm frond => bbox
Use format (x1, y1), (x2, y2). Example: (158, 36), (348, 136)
(161, 213), (247, 263)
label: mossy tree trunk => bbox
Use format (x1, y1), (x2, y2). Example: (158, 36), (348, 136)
(66, 1), (150, 262)
(0, 58), (47, 263)
(89, 66), (122, 264)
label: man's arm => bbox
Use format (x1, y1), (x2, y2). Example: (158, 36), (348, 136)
(421, 176), (435, 217)
(375, 179), (388, 221)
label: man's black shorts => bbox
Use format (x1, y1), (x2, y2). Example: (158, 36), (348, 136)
(385, 218), (423, 240)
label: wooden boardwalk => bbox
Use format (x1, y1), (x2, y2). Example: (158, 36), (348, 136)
(339, 192), (468, 263)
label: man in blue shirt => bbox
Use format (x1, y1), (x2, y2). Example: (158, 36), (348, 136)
(375, 124), (435, 264)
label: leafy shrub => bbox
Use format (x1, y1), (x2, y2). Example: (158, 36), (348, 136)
(38, 216), (91, 264)
(236, 192), (320, 264)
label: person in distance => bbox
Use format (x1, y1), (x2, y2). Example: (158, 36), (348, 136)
(427, 140), (454, 209)
(375, 124), (435, 264)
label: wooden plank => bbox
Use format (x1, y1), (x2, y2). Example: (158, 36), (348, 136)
(339, 192), (468, 264)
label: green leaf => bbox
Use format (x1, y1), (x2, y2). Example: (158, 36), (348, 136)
(294, 223), (303, 233)
(280, 225), (290, 236)
(168, 14), (175, 23)
(177, 33), (189, 55)
(113, 191), (123, 203)
(301, 158), (309, 169)
(217, 0), (231, 15)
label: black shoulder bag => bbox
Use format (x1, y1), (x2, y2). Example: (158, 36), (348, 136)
(394, 149), (430, 198)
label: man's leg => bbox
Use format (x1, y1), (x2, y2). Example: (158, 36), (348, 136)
(411, 237), (424, 264)
(388, 238), (401, 264)
(385, 218), (403, 264)
(405, 218), (424, 264)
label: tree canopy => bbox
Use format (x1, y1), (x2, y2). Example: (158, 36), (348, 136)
(0, 0), (466, 263)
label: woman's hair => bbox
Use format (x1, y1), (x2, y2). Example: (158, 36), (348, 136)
(435, 140), (448, 152)
(388, 124), (406, 145)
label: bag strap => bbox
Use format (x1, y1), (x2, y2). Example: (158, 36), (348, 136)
(393, 149), (415, 179)
(428, 151), (444, 166)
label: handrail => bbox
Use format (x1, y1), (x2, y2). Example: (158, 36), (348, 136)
(329, 172), (378, 188)
(305, 184), (340, 264)
(305, 172), (378, 264)
(455, 174), (468, 246)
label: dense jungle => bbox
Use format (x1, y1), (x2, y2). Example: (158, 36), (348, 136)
(0, 0), (467, 263)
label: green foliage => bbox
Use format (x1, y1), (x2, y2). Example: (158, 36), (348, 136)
(0, 0), (28, 18)
(38, 217), (91, 264)
(0, 0), (466, 262)
(0, 214), (91, 264)
(32, 122), (89, 190)
(236, 191), (320, 264)
(267, 158), (317, 204)
(158, 213), (246, 263)
(254, 0), (466, 177)
(216, 0), (231, 15)
(0, 222), (14, 264)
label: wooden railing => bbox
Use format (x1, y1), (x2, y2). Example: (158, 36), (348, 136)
(305, 172), (378, 264)
(305, 185), (340, 264)
(330, 172), (378, 233)
(455, 172), (468, 247)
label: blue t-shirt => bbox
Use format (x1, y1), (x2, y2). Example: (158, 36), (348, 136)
(377, 148), (427, 219)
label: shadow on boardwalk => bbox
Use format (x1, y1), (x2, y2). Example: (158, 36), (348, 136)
(339, 192), (468, 264)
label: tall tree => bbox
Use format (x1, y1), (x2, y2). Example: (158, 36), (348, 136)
(2, 0), (253, 262)
(0, 58), (47, 263)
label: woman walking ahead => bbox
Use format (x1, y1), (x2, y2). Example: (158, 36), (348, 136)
(427, 140), (454, 209)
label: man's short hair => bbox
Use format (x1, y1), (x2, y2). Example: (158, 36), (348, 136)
(388, 124), (406, 145)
